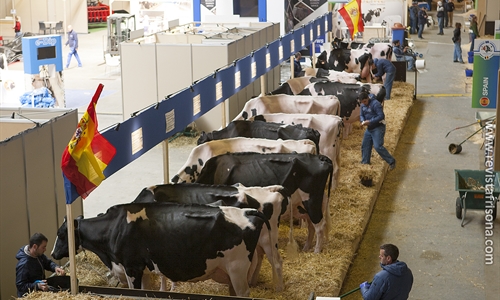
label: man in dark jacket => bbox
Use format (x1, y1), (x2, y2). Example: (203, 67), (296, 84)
(417, 6), (428, 39)
(16, 233), (65, 297)
(359, 92), (396, 170)
(360, 244), (413, 300)
(408, 2), (419, 34)
(370, 58), (395, 100)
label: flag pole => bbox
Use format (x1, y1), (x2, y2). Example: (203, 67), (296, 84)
(65, 203), (78, 295)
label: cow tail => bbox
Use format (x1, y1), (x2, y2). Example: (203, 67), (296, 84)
(326, 163), (333, 239)
(286, 196), (299, 260)
(247, 210), (280, 289)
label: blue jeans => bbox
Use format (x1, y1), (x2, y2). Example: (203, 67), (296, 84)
(410, 18), (417, 34)
(438, 17), (444, 34)
(15, 32), (22, 38)
(454, 41), (463, 62)
(469, 33), (476, 52)
(361, 124), (395, 165)
(384, 71), (395, 100)
(397, 55), (415, 70)
(418, 24), (424, 38)
(66, 48), (82, 67)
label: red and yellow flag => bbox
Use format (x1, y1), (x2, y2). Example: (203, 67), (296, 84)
(61, 84), (116, 203)
(339, 0), (364, 40)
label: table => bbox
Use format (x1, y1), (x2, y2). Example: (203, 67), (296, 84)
(43, 21), (58, 34)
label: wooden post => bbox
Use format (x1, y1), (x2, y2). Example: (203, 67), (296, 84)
(221, 101), (227, 128)
(494, 70), (500, 171)
(260, 75), (267, 95)
(290, 55), (295, 78)
(65, 204), (78, 295)
(162, 140), (169, 183)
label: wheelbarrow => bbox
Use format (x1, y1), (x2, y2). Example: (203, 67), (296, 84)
(455, 169), (499, 227)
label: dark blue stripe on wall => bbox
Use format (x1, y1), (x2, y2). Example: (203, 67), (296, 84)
(258, 0), (267, 22)
(193, 0), (201, 22)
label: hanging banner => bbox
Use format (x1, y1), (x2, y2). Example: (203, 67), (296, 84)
(201, 0), (216, 12)
(285, 0), (328, 33)
(471, 39), (500, 109)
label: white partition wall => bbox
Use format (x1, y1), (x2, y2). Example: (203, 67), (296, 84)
(156, 44), (193, 99)
(0, 109), (82, 300)
(121, 22), (280, 132)
(121, 43), (158, 119)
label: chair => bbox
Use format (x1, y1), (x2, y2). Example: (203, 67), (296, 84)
(54, 21), (63, 34)
(104, 53), (120, 75)
(38, 21), (47, 35)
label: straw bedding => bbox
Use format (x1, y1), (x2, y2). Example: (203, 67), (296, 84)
(22, 82), (414, 300)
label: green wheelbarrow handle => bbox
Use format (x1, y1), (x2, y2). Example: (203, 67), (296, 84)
(339, 281), (372, 298)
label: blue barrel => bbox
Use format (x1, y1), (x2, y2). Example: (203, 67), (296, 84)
(392, 28), (405, 46)
(468, 51), (474, 64)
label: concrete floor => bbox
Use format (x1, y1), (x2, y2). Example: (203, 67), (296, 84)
(339, 13), (500, 300)
(5, 10), (499, 299)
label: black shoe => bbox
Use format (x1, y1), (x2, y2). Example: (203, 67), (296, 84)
(453, 60), (458, 62)
(418, 37), (424, 39)
(389, 161), (396, 171)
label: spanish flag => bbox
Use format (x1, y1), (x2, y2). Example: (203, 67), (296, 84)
(61, 84), (116, 204)
(339, 0), (364, 40)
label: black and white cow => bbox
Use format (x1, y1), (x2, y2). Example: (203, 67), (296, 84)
(249, 114), (343, 189)
(233, 95), (340, 122)
(267, 76), (328, 96)
(197, 120), (321, 154)
(298, 81), (385, 137)
(52, 203), (271, 297)
(171, 137), (317, 184)
(195, 152), (333, 253)
(133, 183), (287, 291)
(311, 68), (361, 84)
(315, 43), (392, 80)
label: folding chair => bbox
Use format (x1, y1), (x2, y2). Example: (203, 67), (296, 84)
(39, 21), (47, 34)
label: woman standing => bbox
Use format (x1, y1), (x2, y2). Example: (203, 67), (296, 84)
(453, 22), (464, 63)
(469, 15), (479, 52)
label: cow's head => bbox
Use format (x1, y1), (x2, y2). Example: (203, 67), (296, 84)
(331, 37), (342, 50)
(197, 132), (209, 145)
(315, 51), (328, 69)
(51, 216), (83, 260)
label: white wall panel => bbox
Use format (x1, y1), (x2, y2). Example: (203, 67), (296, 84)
(156, 44), (193, 99)
(0, 135), (29, 300)
(192, 44), (228, 131)
(121, 43), (158, 119)
(23, 124), (59, 241)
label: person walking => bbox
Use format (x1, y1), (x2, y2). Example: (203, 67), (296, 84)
(65, 25), (82, 68)
(446, 0), (455, 27)
(453, 22), (465, 63)
(417, 6), (428, 39)
(436, 1), (445, 35)
(359, 92), (396, 170)
(469, 15), (479, 52)
(359, 244), (413, 300)
(408, 2), (419, 35)
(16, 233), (66, 297)
(371, 58), (396, 100)
(13, 16), (22, 38)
